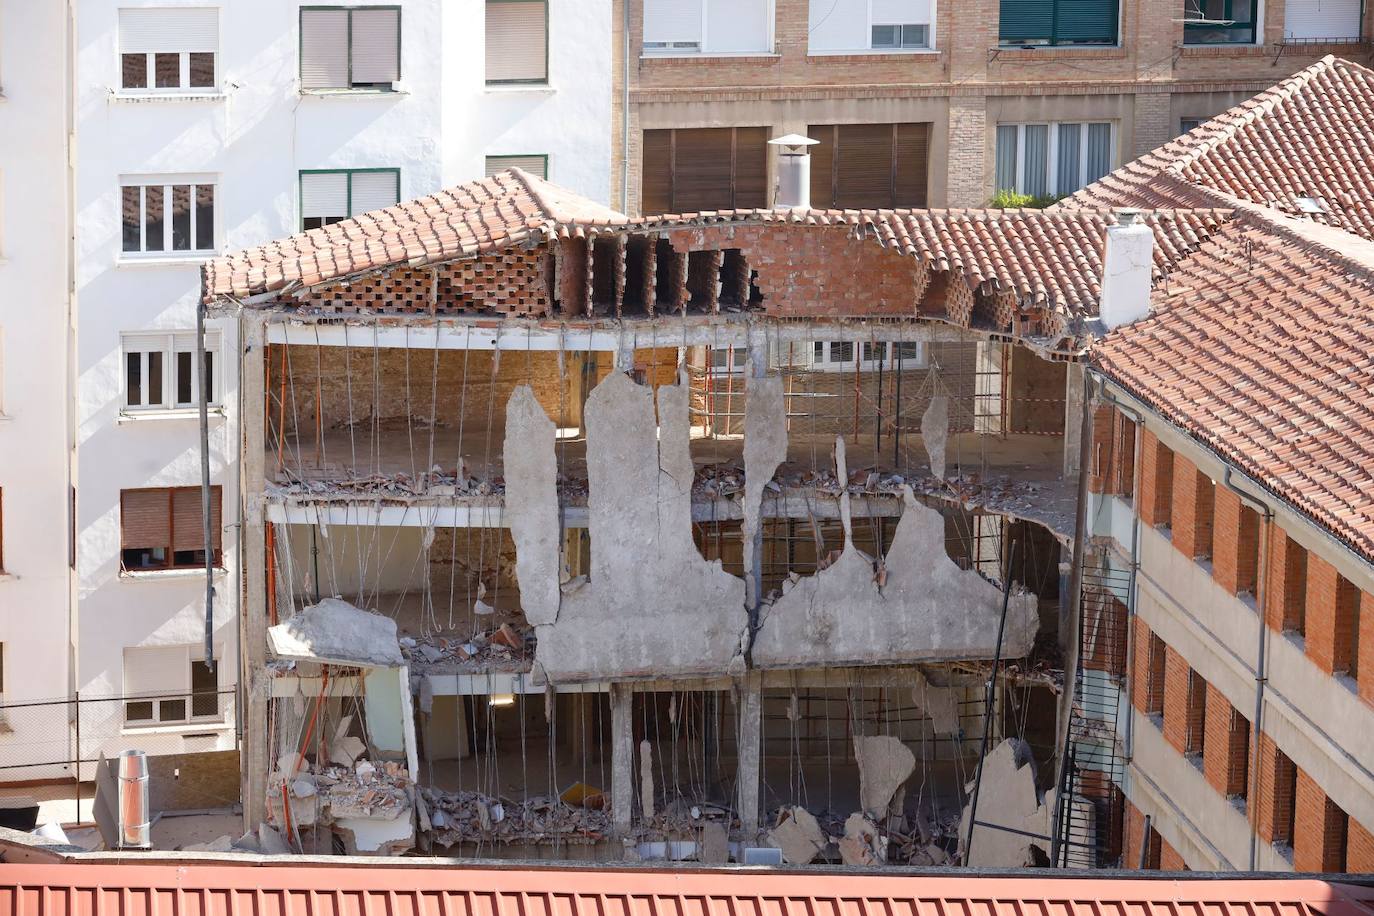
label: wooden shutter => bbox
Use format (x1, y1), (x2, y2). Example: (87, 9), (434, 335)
(302, 172), (349, 221)
(349, 171), (400, 216)
(673, 129), (737, 213)
(301, 9), (349, 89)
(122, 489), (171, 550)
(1000, 0), (1055, 42)
(808, 125), (837, 209)
(486, 155), (547, 179)
(893, 123), (929, 207)
(350, 8), (401, 83)
(641, 130), (674, 215)
(171, 486), (222, 552)
(732, 127), (769, 209)
(120, 8), (219, 53)
(486, 1), (547, 83)
(836, 123), (895, 209)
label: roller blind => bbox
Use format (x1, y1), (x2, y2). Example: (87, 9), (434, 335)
(486, 155), (548, 179)
(122, 489), (170, 549)
(1054, 0), (1118, 43)
(836, 124), (894, 209)
(349, 170), (400, 215)
(301, 172), (349, 219)
(125, 646), (189, 697)
(171, 486), (221, 552)
(645, 0), (702, 44)
(1285, 0), (1362, 39)
(811, 123), (930, 209)
(809, 126), (838, 208)
(705, 0), (769, 52)
(301, 9), (349, 88)
(872, 0), (931, 23)
(350, 8), (401, 83)
(674, 129), (736, 213)
(486, 1), (547, 82)
(892, 122), (929, 207)
(120, 8), (219, 53)
(1000, 0), (1055, 42)
(641, 130), (674, 215)
(808, 0), (867, 52)
(732, 127), (769, 209)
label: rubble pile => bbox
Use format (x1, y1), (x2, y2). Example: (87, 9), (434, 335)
(265, 752), (417, 855)
(419, 787), (613, 847)
(399, 623), (534, 673)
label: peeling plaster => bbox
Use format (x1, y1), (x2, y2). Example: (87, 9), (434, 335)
(752, 436), (1039, 669)
(503, 386), (561, 626)
(742, 368), (787, 611)
(508, 372), (746, 683)
(921, 395), (949, 480)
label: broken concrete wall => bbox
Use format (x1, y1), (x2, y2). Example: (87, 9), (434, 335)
(752, 437), (1039, 669)
(959, 737), (1058, 867)
(508, 372), (747, 682)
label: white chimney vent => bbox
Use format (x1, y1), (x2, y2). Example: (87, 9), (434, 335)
(769, 134), (819, 210)
(1098, 209), (1155, 330)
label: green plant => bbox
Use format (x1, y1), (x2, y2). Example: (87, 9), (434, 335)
(989, 188), (1064, 209)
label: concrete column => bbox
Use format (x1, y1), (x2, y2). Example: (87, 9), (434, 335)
(735, 672), (764, 837)
(240, 312), (269, 831)
(1063, 364), (1085, 477)
(946, 95), (990, 207)
(611, 682), (634, 833)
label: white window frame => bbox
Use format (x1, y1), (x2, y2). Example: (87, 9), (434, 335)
(810, 340), (927, 372)
(123, 645), (222, 728)
(117, 7), (221, 95)
(119, 173), (219, 259)
(121, 330), (222, 413)
(807, 0), (936, 54)
(997, 122), (1115, 198)
(642, 0), (776, 56)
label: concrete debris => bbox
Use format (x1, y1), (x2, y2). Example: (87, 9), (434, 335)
(258, 823), (291, 855)
(398, 625), (534, 674)
(913, 667), (961, 735)
(765, 805), (827, 864)
(182, 834), (236, 853)
(700, 820), (730, 863)
(419, 787), (613, 847)
(510, 373), (746, 682)
(854, 735), (916, 817)
(504, 385), (561, 626)
(754, 437), (1040, 668)
(839, 812), (885, 866)
(266, 751), (417, 856)
(959, 737), (1055, 867)
(742, 370), (787, 608)
(330, 736), (366, 768)
(639, 739), (655, 820)
(268, 597), (405, 668)
(921, 395), (949, 479)
(291, 776), (317, 798)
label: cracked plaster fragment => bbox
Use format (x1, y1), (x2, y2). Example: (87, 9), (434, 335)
(912, 667), (960, 735)
(503, 385), (561, 626)
(752, 436), (1039, 669)
(742, 368), (787, 608)
(854, 735), (916, 817)
(511, 373), (745, 683)
(921, 395), (949, 479)
(959, 738), (1057, 867)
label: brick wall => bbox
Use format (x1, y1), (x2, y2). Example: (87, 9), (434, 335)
(1349, 818), (1374, 873)
(1137, 429), (1173, 527)
(1088, 404), (1115, 494)
(1254, 731), (1296, 846)
(1123, 799), (1162, 869)
(1305, 555), (1358, 676)
(947, 96), (989, 207)
(1112, 411), (1136, 498)
(1131, 91), (1174, 160)
(1212, 486), (1260, 596)
(1265, 526), (1308, 634)
(1202, 683), (1249, 799)
(1170, 454), (1213, 561)
(1361, 588), (1374, 707)
(1293, 768), (1347, 872)
(1162, 645), (1193, 755)
(148, 750), (240, 812)
(1132, 617), (1165, 715)
(1159, 836), (1188, 871)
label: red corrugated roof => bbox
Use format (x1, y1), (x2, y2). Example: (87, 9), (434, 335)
(4, 864), (1374, 916)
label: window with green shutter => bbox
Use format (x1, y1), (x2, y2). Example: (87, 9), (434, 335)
(1183, 0), (1257, 44)
(999, 0), (1118, 46)
(299, 168), (400, 229)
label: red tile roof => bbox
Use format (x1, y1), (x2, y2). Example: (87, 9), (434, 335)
(1095, 213), (1374, 560)
(6, 862), (1374, 916)
(1065, 56), (1374, 240)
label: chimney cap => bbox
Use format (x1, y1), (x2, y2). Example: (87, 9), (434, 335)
(1114, 207), (1144, 227)
(769, 133), (819, 150)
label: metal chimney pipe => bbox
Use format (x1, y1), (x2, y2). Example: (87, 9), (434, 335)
(769, 134), (819, 210)
(117, 749), (151, 848)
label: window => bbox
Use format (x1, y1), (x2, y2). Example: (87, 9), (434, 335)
(1000, 0), (1118, 45)
(1184, 0), (1257, 44)
(644, 0), (772, 55)
(808, 340), (926, 371)
(485, 155), (548, 180)
(809, 122), (931, 209)
(120, 486), (222, 572)
(300, 6), (400, 90)
(995, 122), (1113, 199)
(1185, 669), (1206, 757)
(119, 8), (218, 92)
(708, 346), (747, 374)
(1180, 117), (1204, 135)
(486, 0), (548, 83)
(808, 0), (932, 53)
(300, 169), (400, 229)
(124, 646), (221, 725)
(1286, 0), (1363, 41)
(641, 127), (769, 215)
(120, 177), (216, 255)
(123, 331), (220, 412)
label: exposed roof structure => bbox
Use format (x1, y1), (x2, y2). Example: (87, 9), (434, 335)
(6, 862), (1374, 916)
(1064, 56), (1374, 239)
(203, 172), (1226, 324)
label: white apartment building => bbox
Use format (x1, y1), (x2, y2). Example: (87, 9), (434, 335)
(0, 0), (611, 789)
